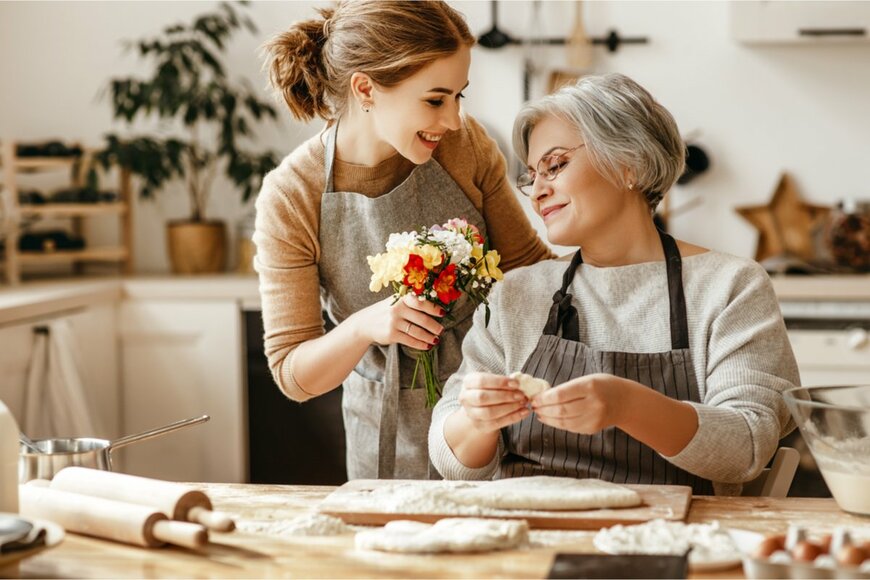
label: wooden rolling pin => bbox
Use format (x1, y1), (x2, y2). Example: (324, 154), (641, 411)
(49, 467), (235, 532)
(20, 481), (207, 549)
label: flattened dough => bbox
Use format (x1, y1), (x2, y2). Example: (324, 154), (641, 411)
(450, 476), (643, 510)
(354, 518), (529, 553)
(510, 372), (550, 398)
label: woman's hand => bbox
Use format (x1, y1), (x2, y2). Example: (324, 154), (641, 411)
(351, 294), (444, 350)
(531, 373), (631, 434)
(458, 372), (530, 434)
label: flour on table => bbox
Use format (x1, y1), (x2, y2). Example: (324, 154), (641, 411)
(355, 518), (529, 553)
(237, 513), (352, 537)
(593, 519), (741, 567)
(510, 372), (550, 398)
(451, 476), (642, 510)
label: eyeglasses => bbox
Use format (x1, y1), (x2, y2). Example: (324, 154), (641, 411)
(516, 144), (585, 197)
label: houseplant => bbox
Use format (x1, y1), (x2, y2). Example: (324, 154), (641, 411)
(94, 1), (280, 273)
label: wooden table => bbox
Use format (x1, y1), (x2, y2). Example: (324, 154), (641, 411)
(14, 483), (870, 579)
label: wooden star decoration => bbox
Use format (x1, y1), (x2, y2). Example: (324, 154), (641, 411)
(735, 173), (830, 262)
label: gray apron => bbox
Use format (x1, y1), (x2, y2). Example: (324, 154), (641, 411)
(501, 230), (714, 494)
(319, 122), (485, 480)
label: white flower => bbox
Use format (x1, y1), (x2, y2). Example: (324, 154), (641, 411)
(386, 231), (418, 251)
(431, 229), (472, 265)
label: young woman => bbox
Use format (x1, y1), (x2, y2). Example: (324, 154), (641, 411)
(255, 1), (553, 481)
(429, 73), (800, 495)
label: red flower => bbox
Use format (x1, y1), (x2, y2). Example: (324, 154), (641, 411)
(403, 254), (428, 295)
(433, 264), (461, 304)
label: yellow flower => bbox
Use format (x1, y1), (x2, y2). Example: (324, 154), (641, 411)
(412, 244), (443, 270)
(471, 245), (484, 261)
(478, 250), (503, 281)
(367, 248), (409, 292)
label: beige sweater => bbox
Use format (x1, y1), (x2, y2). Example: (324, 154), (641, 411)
(253, 114), (554, 401)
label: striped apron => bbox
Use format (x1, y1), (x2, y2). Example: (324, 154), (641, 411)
(501, 230), (714, 494)
(319, 122), (484, 480)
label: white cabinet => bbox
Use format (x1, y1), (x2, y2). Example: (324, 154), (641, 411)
(118, 300), (245, 483)
(788, 328), (870, 387)
(730, 1), (870, 44)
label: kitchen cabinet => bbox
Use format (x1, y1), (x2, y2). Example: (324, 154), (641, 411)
(730, 1), (870, 43)
(118, 299), (245, 483)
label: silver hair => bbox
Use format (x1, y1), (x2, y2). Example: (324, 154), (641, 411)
(512, 73), (685, 212)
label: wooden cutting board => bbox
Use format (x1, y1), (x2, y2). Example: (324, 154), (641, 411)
(318, 479), (692, 530)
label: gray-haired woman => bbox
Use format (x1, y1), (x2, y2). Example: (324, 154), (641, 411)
(429, 73), (800, 494)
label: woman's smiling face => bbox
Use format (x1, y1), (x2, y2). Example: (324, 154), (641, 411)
(526, 114), (632, 247)
(369, 46), (471, 165)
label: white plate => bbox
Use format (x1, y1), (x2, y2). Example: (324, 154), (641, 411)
(0, 514), (65, 571)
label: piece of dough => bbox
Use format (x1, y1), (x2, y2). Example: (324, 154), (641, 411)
(354, 518), (528, 553)
(450, 476), (643, 511)
(509, 372), (550, 398)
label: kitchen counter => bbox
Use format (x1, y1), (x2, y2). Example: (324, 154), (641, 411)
(17, 483), (870, 579)
(0, 273), (869, 326)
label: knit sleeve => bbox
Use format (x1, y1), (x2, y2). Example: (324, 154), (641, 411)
(252, 167), (326, 403)
(429, 288), (509, 480)
(464, 115), (556, 270)
(664, 264), (800, 484)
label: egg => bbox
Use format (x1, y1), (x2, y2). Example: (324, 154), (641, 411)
(754, 535), (786, 558)
(791, 541), (823, 562)
(818, 533), (832, 554)
(836, 545), (867, 568)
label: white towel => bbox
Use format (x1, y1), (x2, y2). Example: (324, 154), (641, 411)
(22, 319), (98, 439)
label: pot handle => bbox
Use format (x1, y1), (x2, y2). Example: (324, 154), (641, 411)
(108, 415), (210, 451)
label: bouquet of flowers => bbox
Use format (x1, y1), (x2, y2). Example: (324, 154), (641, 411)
(367, 218), (503, 407)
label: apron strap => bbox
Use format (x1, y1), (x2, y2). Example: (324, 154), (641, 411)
(659, 229), (690, 350)
(323, 121), (338, 194)
(542, 230), (689, 350)
(377, 343), (401, 479)
(542, 248), (584, 341)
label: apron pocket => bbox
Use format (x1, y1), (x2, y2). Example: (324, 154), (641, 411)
(342, 373), (386, 480)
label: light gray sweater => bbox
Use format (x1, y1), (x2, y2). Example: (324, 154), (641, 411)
(428, 251), (800, 495)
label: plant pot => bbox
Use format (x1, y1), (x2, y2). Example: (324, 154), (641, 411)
(166, 220), (227, 274)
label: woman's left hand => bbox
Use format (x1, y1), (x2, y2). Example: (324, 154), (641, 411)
(531, 373), (633, 434)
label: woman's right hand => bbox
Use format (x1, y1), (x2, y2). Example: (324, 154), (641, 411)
(351, 294), (444, 350)
(458, 372), (530, 434)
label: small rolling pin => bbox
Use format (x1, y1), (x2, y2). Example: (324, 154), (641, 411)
(20, 481), (207, 549)
(49, 467), (235, 532)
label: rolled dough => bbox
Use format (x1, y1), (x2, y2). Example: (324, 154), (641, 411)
(510, 372), (550, 398)
(354, 518), (529, 553)
(450, 476), (643, 510)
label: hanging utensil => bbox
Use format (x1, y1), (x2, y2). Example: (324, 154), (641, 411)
(567, 1), (593, 69)
(478, 0), (516, 49)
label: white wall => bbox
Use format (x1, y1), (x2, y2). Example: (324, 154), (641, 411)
(2, 1), (869, 269)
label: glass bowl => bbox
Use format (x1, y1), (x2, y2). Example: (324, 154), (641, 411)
(783, 385), (870, 516)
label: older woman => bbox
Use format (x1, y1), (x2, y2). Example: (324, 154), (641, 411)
(428, 73), (799, 495)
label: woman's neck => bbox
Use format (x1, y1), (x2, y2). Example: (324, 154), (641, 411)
(334, 109), (397, 166)
(579, 208), (665, 268)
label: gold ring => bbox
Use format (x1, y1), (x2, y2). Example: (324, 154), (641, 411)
(406, 321), (413, 334)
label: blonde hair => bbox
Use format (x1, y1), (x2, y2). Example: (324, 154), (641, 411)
(265, 0), (475, 122)
(512, 73), (685, 212)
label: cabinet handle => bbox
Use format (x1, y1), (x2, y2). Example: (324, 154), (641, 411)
(798, 28), (866, 37)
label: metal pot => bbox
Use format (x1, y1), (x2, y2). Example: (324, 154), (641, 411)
(18, 415), (209, 483)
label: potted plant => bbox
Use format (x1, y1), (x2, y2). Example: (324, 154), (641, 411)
(94, 1), (280, 273)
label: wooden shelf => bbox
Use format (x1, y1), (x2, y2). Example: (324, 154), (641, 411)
(20, 203), (127, 217)
(16, 247), (128, 265)
(10, 157), (78, 172)
(1, 140), (133, 284)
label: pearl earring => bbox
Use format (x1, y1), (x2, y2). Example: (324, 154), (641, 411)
(628, 182), (635, 191)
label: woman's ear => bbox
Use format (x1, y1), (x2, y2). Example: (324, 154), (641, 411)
(350, 72), (374, 106)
